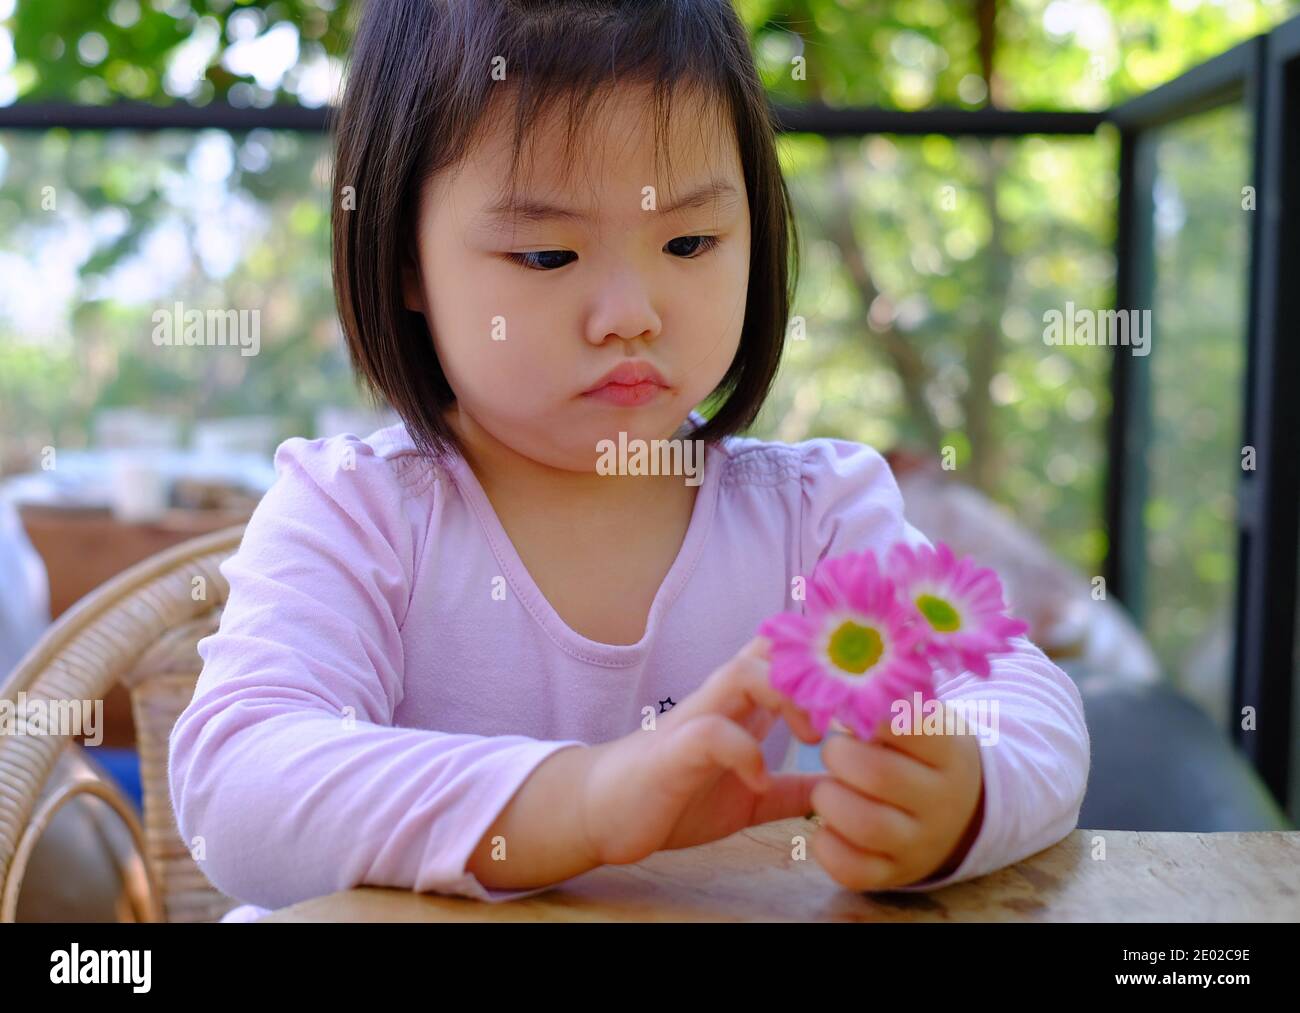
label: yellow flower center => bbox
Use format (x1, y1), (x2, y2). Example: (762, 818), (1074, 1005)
(917, 593), (961, 632)
(827, 620), (883, 675)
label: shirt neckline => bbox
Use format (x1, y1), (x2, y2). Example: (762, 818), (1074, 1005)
(442, 412), (724, 668)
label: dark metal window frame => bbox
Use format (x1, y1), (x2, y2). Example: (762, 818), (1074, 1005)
(0, 13), (1296, 814)
(1106, 21), (1300, 814)
(1237, 17), (1299, 815)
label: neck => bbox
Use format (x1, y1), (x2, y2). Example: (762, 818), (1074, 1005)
(443, 404), (705, 514)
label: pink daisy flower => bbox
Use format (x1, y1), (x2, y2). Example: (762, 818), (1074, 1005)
(887, 541), (1030, 678)
(758, 550), (933, 740)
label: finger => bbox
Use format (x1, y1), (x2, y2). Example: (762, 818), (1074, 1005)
(810, 777), (917, 854)
(672, 714), (770, 795)
(693, 639), (783, 718)
(745, 700), (816, 746)
(742, 706), (778, 742)
(821, 734), (939, 816)
(780, 699), (825, 745)
(867, 707), (958, 769)
(811, 823), (899, 892)
(749, 638), (822, 744)
(750, 772), (829, 825)
(679, 640), (823, 746)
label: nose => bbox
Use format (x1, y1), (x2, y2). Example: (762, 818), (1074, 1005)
(583, 261), (663, 347)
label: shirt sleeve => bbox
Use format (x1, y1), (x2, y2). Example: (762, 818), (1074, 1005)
(168, 434), (588, 912)
(798, 438), (1091, 891)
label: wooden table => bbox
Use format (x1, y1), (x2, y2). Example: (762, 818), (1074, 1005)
(261, 818), (1300, 922)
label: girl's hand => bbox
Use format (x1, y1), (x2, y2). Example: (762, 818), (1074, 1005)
(579, 636), (828, 867)
(809, 704), (985, 891)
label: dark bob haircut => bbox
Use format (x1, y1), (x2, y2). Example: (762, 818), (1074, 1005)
(331, 0), (800, 461)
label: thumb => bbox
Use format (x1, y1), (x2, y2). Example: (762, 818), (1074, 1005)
(669, 713), (770, 794)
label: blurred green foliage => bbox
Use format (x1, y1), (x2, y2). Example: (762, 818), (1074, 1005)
(8, 0), (350, 106)
(8, 1), (1296, 109)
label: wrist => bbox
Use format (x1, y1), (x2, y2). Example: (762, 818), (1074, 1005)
(575, 740), (610, 868)
(926, 776), (985, 883)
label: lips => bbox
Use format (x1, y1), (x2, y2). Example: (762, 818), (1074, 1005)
(582, 360), (669, 394)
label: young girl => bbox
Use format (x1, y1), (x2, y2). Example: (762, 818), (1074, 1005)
(169, 0), (1090, 921)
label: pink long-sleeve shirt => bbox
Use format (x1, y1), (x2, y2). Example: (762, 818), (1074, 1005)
(169, 412), (1090, 922)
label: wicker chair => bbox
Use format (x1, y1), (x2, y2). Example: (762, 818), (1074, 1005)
(0, 525), (246, 923)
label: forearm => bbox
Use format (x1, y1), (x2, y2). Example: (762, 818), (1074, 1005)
(464, 741), (605, 890)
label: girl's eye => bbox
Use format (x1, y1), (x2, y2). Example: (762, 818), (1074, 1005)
(505, 250), (577, 271)
(503, 235), (721, 271)
(664, 234), (721, 258)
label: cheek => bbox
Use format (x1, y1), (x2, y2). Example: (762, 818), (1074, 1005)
(418, 222), (559, 409)
(695, 232), (750, 322)
(427, 270), (574, 410)
(669, 243), (749, 360)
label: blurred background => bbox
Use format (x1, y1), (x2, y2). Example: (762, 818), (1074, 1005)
(1, 0), (1298, 920)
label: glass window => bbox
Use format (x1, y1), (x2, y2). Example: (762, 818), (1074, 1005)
(1140, 103), (1251, 723)
(751, 131), (1116, 575)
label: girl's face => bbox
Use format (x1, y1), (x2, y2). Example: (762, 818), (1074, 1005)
(405, 82), (752, 471)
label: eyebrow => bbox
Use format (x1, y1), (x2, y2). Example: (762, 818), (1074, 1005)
(476, 178), (741, 227)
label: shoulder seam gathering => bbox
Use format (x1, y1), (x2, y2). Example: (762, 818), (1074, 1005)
(715, 437), (802, 489)
(356, 424), (448, 500)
